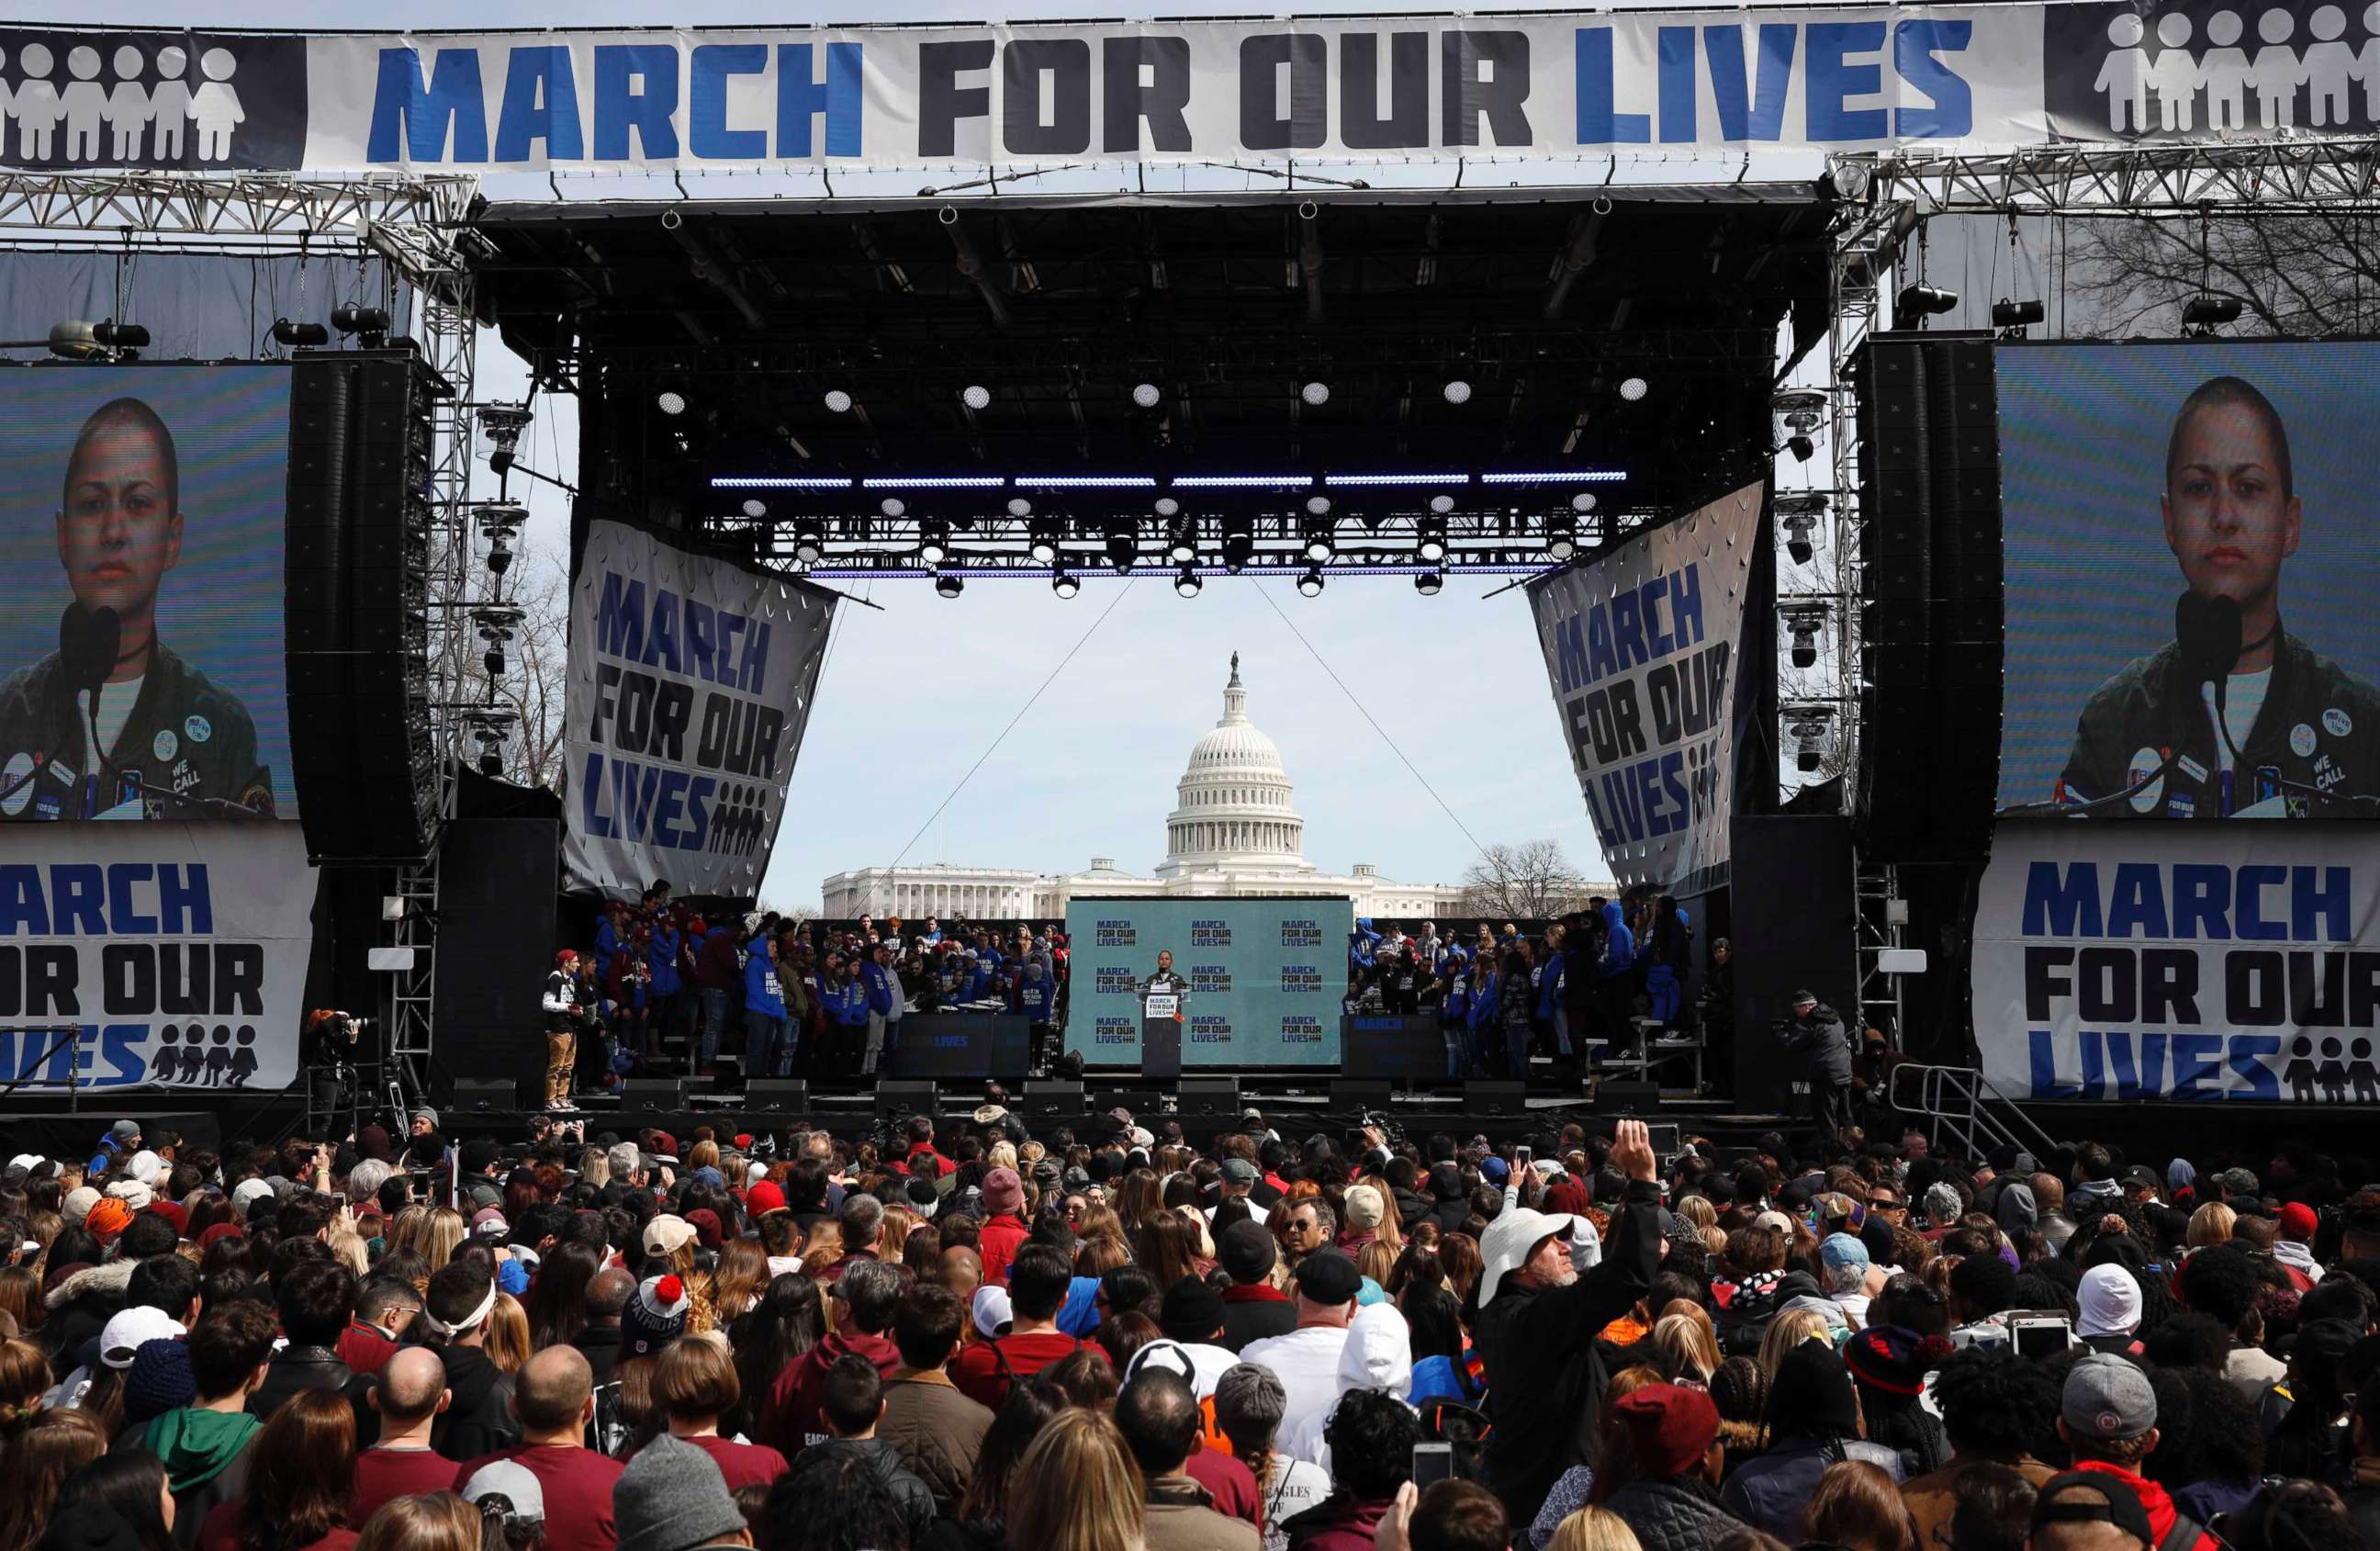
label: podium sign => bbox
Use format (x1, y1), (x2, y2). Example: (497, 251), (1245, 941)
(1144, 994), (1179, 1020)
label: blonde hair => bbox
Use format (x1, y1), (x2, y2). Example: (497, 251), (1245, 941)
(1653, 1308), (1722, 1381)
(326, 1230), (370, 1278)
(1547, 1505), (1645, 1551)
(2187, 1202), (2237, 1250)
(1677, 1197), (1718, 1231)
(1008, 1408), (1146, 1551)
(1757, 1307), (1839, 1380)
(354, 1491), (483, 1551)
(484, 1292), (531, 1375)
(420, 1208), (466, 1275)
(987, 1142), (1019, 1172)
(579, 1148), (612, 1188)
(1358, 1174), (1407, 1255)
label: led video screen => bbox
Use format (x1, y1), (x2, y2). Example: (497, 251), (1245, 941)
(1996, 342), (2380, 819)
(0, 363), (294, 821)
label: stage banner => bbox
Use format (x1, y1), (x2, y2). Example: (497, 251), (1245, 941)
(20, 5), (2380, 177)
(1527, 481), (1761, 894)
(1062, 897), (1353, 1069)
(564, 518), (834, 899)
(1974, 823), (2380, 1102)
(0, 823), (316, 1092)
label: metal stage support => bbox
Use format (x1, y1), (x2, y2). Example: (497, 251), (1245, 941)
(1854, 860), (1907, 1047)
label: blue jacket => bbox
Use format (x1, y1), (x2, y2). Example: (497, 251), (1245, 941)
(596, 916), (625, 962)
(1597, 902), (1637, 979)
(1014, 972), (1056, 1021)
(863, 960), (903, 1017)
(647, 927), (683, 996)
(1351, 917), (1380, 968)
(825, 976), (868, 1027)
(1440, 972), (1471, 1026)
(1534, 960), (1563, 1020)
(744, 953), (785, 1017)
(1467, 971), (1501, 1033)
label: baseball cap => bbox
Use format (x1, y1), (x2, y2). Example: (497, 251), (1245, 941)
(99, 1306), (185, 1369)
(1820, 1233), (1870, 1273)
(1220, 1158), (1260, 1186)
(1611, 1383), (1722, 1478)
(461, 1459), (546, 1523)
(1160, 1277), (1225, 1342)
(2031, 1472), (2154, 1545)
(2061, 1352), (2157, 1441)
(2120, 1165), (2161, 1193)
(2280, 1202), (2319, 1242)
(642, 1215), (697, 1258)
(1294, 1248), (1362, 1306)
(971, 1285), (1013, 1339)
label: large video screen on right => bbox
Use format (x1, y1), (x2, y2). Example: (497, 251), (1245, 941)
(1997, 342), (2380, 818)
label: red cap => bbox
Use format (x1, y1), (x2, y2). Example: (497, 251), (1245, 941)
(146, 1200), (188, 1236)
(555, 949), (578, 969)
(2281, 1202), (2319, 1242)
(746, 1181), (786, 1216)
(734, 1134), (755, 1150)
(1612, 1383), (1722, 1478)
(685, 1208), (724, 1250)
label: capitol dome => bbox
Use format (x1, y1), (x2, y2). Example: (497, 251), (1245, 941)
(1157, 655), (1316, 881)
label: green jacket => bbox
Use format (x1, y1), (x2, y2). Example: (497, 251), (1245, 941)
(2057, 631), (2380, 817)
(0, 637), (271, 819)
(141, 1405), (261, 1491)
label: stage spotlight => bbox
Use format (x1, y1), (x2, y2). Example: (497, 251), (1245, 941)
(1297, 568), (1325, 598)
(1052, 569), (1081, 599)
(1771, 387), (1825, 465)
(793, 519), (825, 563)
(1570, 491), (1597, 513)
(1429, 494), (1456, 515)
(1304, 495), (1330, 517)
(1789, 707), (1836, 773)
(1302, 520), (1335, 562)
(1028, 522), (1059, 564)
(1174, 565), (1203, 599)
(879, 498), (906, 518)
(1787, 435), (1816, 463)
(1443, 379), (1472, 405)
(961, 384), (992, 410)
(1133, 382), (1162, 408)
(271, 319), (330, 349)
(1006, 496), (1031, 517)
(1166, 517), (1197, 564)
(1546, 515), (1577, 562)
(918, 518), (951, 565)
(1895, 284), (1959, 324)
(1105, 522), (1139, 570)
(1221, 525), (1255, 571)
(1619, 376), (1648, 402)
(824, 389), (853, 412)
(656, 388), (688, 416)
(1414, 570), (1443, 596)
(331, 303), (390, 345)
(1300, 381), (1330, 407)
(936, 570), (965, 599)
(1154, 496), (1180, 518)
(2183, 294), (2243, 332)
(1992, 298), (2045, 333)
(1777, 492), (1827, 565)
(741, 499), (767, 518)
(1417, 517), (1448, 563)
(1784, 603), (1828, 669)
(54, 319), (150, 359)
(477, 502), (524, 579)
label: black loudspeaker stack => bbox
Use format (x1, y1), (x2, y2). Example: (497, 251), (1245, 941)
(1855, 332), (2005, 864)
(286, 351), (447, 863)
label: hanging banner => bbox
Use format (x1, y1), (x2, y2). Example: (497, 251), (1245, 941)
(10, 4), (2380, 178)
(1527, 481), (1761, 895)
(564, 518), (834, 899)
(1061, 897), (1353, 1069)
(1974, 824), (2380, 1103)
(0, 823), (316, 1092)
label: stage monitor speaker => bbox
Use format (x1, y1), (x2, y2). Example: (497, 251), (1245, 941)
(1177, 1078), (1240, 1120)
(1465, 1080), (1527, 1116)
(1330, 1080), (1391, 1113)
(621, 1076), (685, 1109)
(746, 1079), (810, 1112)
(1027, 1081), (1086, 1123)
(1597, 1080), (1662, 1114)
(877, 1080), (937, 1116)
(447, 1077), (520, 1111)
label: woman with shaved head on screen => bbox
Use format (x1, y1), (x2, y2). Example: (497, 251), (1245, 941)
(2055, 375), (2380, 816)
(0, 396), (270, 820)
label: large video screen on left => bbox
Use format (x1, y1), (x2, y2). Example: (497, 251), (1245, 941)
(0, 364), (293, 822)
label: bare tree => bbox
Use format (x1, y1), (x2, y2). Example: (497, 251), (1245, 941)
(2064, 211), (2380, 338)
(1461, 839), (1589, 919)
(451, 549), (569, 790)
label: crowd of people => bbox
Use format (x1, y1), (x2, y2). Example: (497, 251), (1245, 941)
(4, 1107), (2380, 1551)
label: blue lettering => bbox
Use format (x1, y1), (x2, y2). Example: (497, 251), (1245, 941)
(1586, 604), (1619, 683)
(1611, 590), (1647, 669)
(2296, 866), (2353, 941)
(1702, 24), (1795, 141)
(642, 588), (684, 674)
(1892, 20), (1972, 138)
(2236, 864), (2287, 941)
(160, 865), (210, 935)
(2021, 861), (2103, 938)
(369, 47), (489, 163)
(2104, 1032), (2165, 1101)
(1641, 577), (1673, 658)
(578, 751), (615, 838)
(1555, 613), (1589, 692)
(595, 44), (680, 161)
(2173, 864), (2230, 939)
(597, 573), (646, 660)
(777, 42), (865, 158)
(1573, 28), (1650, 144)
(105, 865), (156, 935)
(2105, 862), (2169, 939)
(51, 865), (104, 937)
(0, 867), (49, 936)
(2228, 1037), (2282, 1101)
(2027, 1030), (2082, 1099)
(690, 45), (768, 161)
(1656, 27), (1696, 141)
(1805, 22), (1888, 141)
(740, 621), (771, 694)
(2170, 1033), (2224, 1099)
(494, 46), (584, 162)
(1670, 564), (1703, 647)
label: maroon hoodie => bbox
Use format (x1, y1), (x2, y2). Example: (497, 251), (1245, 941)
(1285, 1490), (1395, 1551)
(760, 1330), (901, 1458)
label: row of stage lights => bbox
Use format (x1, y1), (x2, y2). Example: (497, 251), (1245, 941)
(661, 373), (1652, 421)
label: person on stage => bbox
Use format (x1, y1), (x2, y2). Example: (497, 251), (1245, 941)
(1774, 990), (1853, 1153)
(1142, 950), (1189, 1006)
(0, 396), (272, 818)
(2057, 375), (2380, 815)
(541, 950), (591, 1111)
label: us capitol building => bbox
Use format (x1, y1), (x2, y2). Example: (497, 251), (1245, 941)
(822, 656), (1468, 923)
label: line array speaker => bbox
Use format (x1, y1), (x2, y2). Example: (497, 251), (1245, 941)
(1855, 332), (2005, 863)
(286, 350), (448, 863)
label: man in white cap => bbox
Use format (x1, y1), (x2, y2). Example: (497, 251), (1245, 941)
(1241, 1246), (1364, 1445)
(1475, 1116), (1661, 1524)
(2077, 1264), (2145, 1356)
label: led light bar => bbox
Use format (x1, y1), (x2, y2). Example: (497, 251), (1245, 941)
(710, 476), (854, 489)
(1171, 475), (1314, 489)
(1479, 470), (1628, 484)
(1016, 475), (1159, 489)
(1322, 473), (1472, 487)
(860, 476), (1007, 489)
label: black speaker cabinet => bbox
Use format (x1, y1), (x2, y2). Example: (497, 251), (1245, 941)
(745, 1079), (810, 1111)
(1177, 1078), (1240, 1119)
(620, 1076), (685, 1109)
(448, 1077), (519, 1111)
(1331, 1080), (1392, 1113)
(1465, 1080), (1527, 1116)
(1596, 1080), (1662, 1114)
(876, 1080), (937, 1116)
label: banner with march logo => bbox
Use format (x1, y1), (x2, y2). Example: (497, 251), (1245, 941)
(1526, 482), (1763, 897)
(6, 6), (2380, 178)
(0, 823), (315, 1092)
(564, 519), (835, 900)
(1974, 824), (2380, 1103)
(1061, 897), (1353, 1068)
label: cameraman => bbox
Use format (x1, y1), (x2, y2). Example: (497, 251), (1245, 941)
(1774, 990), (1852, 1152)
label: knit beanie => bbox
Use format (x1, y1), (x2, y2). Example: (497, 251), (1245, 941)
(612, 1434), (747, 1551)
(122, 1337), (196, 1429)
(1769, 1336), (1860, 1437)
(623, 1274), (690, 1356)
(84, 1197), (133, 1243)
(62, 1186), (99, 1226)
(982, 1167), (1024, 1216)
(1844, 1324), (1947, 1397)
(104, 1178), (153, 1212)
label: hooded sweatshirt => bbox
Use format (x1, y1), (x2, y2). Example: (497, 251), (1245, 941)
(143, 1407), (262, 1492)
(2072, 1460), (2219, 1551)
(1280, 1306), (1412, 1468)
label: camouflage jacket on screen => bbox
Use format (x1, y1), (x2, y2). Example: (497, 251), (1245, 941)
(2057, 631), (2380, 817)
(0, 639), (272, 820)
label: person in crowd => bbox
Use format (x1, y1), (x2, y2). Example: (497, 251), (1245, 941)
(1280, 1387), (1415, 1551)
(612, 1435), (752, 1551)
(651, 1338), (789, 1491)
(2056, 1354), (2219, 1551)
(452, 1347), (623, 1551)
(195, 1388), (358, 1551)
(137, 1300), (277, 1540)
(878, 1284), (992, 1514)
(1117, 1366), (1261, 1551)
(805, 1353), (934, 1543)
(1896, 1346), (2056, 1548)
(949, 1246), (1083, 1410)
(1722, 1335), (1904, 1537)
(350, 1347), (459, 1527)
(1241, 1248), (1363, 1446)
(1591, 1381), (1747, 1551)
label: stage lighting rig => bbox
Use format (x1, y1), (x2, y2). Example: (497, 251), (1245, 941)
(918, 518), (951, 565)
(1301, 518), (1335, 562)
(476, 502), (526, 577)
(1775, 493), (1828, 566)
(472, 605), (524, 681)
(1417, 516), (1448, 563)
(1105, 521), (1139, 571)
(1174, 565), (1203, 599)
(793, 519), (826, 564)
(465, 708), (519, 778)
(936, 570), (964, 599)
(1787, 705), (1836, 774)
(477, 401), (533, 476)
(1297, 568), (1325, 597)
(271, 318), (330, 349)
(1165, 517), (1198, 565)
(1414, 571), (1444, 596)
(331, 303), (391, 347)
(30, 319), (151, 360)
(1029, 521), (1061, 564)
(1545, 514), (1578, 562)
(1052, 569), (1080, 599)
(1894, 285), (1959, 328)
(2182, 294), (2243, 335)
(1992, 298), (2045, 338)
(1771, 388), (1826, 464)
(1221, 523), (1255, 572)
(1781, 602), (1829, 669)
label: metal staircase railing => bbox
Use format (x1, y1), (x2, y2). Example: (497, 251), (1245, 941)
(1888, 1062), (2057, 1164)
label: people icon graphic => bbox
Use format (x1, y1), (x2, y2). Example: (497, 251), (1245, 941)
(59, 44), (105, 162)
(148, 45), (190, 162)
(2150, 14), (2202, 129)
(191, 48), (240, 163)
(0, 40), (245, 165)
(104, 45), (149, 162)
(14, 43), (62, 160)
(2203, 11), (2254, 129)
(2090, 5), (2380, 137)
(2098, 14), (2154, 131)
(2304, 3), (2359, 123)
(2251, 7), (2307, 126)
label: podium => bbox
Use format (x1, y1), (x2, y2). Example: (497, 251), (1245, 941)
(1140, 989), (1184, 1082)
